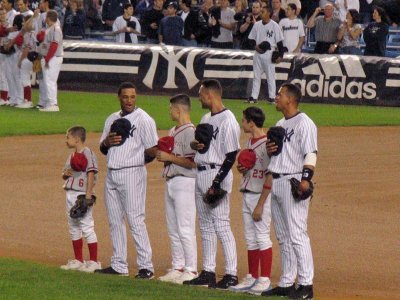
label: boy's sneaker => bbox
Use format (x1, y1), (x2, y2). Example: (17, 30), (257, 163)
(0, 99), (9, 106)
(247, 276), (271, 295)
(216, 274), (238, 289)
(158, 269), (183, 282)
(228, 274), (256, 293)
(174, 270), (198, 284)
(135, 269), (154, 279)
(288, 284), (314, 300)
(94, 266), (129, 276)
(60, 259), (84, 270)
(15, 101), (33, 109)
(183, 270), (216, 288)
(261, 283), (296, 297)
(79, 260), (101, 273)
(39, 104), (59, 112)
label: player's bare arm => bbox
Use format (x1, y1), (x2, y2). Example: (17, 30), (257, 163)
(86, 171), (95, 199)
(156, 150), (196, 169)
(236, 163), (248, 174)
(145, 145), (158, 158)
(252, 173), (272, 222)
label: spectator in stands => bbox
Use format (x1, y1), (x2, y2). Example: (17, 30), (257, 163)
(359, 0), (373, 24)
(280, 3), (305, 53)
(363, 6), (389, 57)
(63, 0), (85, 39)
(209, 0), (236, 49)
(372, 0), (400, 26)
(17, 0), (34, 17)
(336, 9), (362, 54)
(179, 0), (207, 47)
(197, 0), (212, 47)
(281, 0), (301, 15)
(158, 1), (183, 45)
(238, 0), (261, 50)
(135, 0), (153, 20)
(271, 0), (286, 23)
(102, 0), (130, 30)
(232, 0), (247, 48)
(307, 3), (341, 54)
(141, 0), (164, 44)
(334, 0), (360, 21)
(113, 3), (141, 43)
(83, 0), (102, 30)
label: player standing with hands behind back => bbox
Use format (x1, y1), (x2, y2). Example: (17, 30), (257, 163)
(262, 83), (317, 300)
(61, 126), (101, 273)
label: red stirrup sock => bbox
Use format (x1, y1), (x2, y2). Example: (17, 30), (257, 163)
(248, 249), (260, 279)
(23, 86), (32, 101)
(88, 242), (98, 262)
(72, 238), (83, 262)
(260, 247), (272, 278)
(1, 91), (8, 101)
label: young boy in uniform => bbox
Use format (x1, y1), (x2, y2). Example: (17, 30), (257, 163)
(229, 107), (273, 295)
(156, 94), (198, 284)
(61, 126), (101, 273)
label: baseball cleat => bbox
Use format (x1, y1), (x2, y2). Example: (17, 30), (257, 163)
(79, 260), (102, 273)
(173, 270), (198, 284)
(288, 284), (314, 300)
(183, 270), (216, 287)
(39, 105), (60, 112)
(215, 274), (238, 289)
(244, 97), (258, 104)
(16, 101), (33, 109)
(261, 283), (296, 297)
(94, 266), (129, 276)
(228, 274), (256, 293)
(0, 99), (10, 106)
(135, 269), (154, 279)
(247, 277), (271, 295)
(60, 259), (85, 270)
(158, 269), (183, 282)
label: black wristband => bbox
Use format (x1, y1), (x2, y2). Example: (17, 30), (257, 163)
(301, 167), (314, 182)
(100, 141), (109, 155)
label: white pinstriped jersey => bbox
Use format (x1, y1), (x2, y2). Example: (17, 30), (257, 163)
(194, 109), (241, 165)
(268, 112), (317, 174)
(100, 108), (159, 169)
(163, 123), (196, 178)
(63, 147), (98, 192)
(248, 19), (283, 50)
(240, 136), (270, 193)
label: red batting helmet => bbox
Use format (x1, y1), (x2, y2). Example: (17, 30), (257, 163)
(70, 152), (88, 172)
(158, 136), (174, 154)
(237, 149), (256, 169)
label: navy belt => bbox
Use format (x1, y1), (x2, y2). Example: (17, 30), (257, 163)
(197, 164), (219, 171)
(272, 172), (294, 179)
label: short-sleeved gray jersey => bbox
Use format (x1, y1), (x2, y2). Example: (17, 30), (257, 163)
(100, 108), (159, 169)
(163, 123), (196, 178)
(63, 147), (98, 192)
(240, 136), (270, 193)
(194, 109), (240, 165)
(38, 23), (63, 57)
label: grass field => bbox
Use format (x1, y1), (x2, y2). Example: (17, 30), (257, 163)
(0, 90), (399, 137)
(0, 258), (269, 300)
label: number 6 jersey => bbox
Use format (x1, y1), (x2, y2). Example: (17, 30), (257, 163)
(240, 135), (270, 193)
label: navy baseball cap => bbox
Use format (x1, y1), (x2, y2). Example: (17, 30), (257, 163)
(167, 1), (178, 9)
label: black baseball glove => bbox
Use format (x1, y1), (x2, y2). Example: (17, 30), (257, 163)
(195, 123), (214, 154)
(289, 178), (314, 201)
(110, 118), (132, 146)
(257, 41), (271, 54)
(267, 126), (285, 156)
(70, 195), (97, 219)
(203, 186), (227, 208)
(271, 51), (283, 63)
(27, 51), (39, 62)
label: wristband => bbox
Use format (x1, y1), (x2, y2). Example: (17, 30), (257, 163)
(263, 184), (271, 190)
(301, 167), (314, 182)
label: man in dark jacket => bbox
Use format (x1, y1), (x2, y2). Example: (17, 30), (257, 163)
(178, 0), (208, 46)
(141, 0), (164, 44)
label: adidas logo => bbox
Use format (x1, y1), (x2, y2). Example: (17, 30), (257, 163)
(291, 56), (377, 100)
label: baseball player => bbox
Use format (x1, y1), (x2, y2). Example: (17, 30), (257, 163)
(112, 3), (141, 44)
(37, 9), (63, 112)
(0, 7), (9, 106)
(156, 94), (198, 284)
(183, 79), (240, 289)
(246, 5), (284, 104)
(61, 126), (101, 273)
(96, 82), (158, 279)
(262, 83), (317, 300)
(229, 106), (273, 295)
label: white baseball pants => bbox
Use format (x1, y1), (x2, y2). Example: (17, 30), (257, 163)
(4, 52), (23, 105)
(41, 56), (62, 106)
(251, 51), (276, 100)
(20, 58), (33, 88)
(0, 53), (8, 92)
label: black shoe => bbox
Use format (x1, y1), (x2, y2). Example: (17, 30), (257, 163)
(135, 268), (154, 279)
(94, 266), (128, 276)
(183, 270), (216, 287)
(244, 97), (258, 104)
(215, 274), (238, 289)
(288, 284), (314, 300)
(261, 284), (296, 297)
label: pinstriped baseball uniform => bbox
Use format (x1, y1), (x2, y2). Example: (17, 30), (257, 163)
(268, 112), (317, 287)
(163, 123), (197, 272)
(63, 147), (98, 243)
(100, 108), (158, 274)
(240, 136), (272, 251)
(194, 109), (240, 276)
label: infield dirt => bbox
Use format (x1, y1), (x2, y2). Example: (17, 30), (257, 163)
(0, 127), (399, 299)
